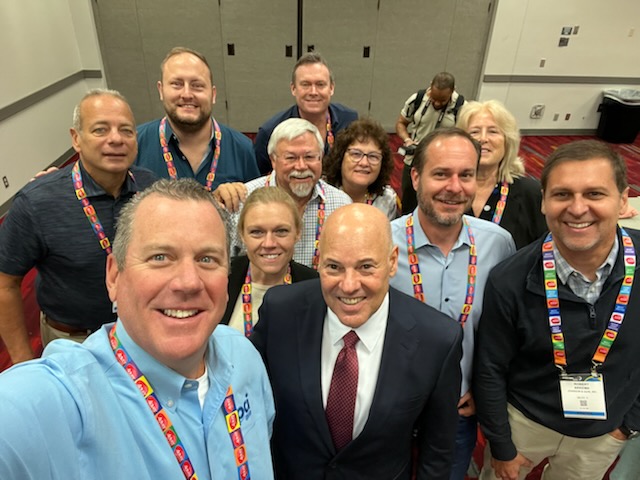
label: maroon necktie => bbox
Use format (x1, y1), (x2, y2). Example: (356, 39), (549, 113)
(325, 330), (360, 451)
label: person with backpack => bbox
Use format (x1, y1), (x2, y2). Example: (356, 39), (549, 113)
(395, 72), (465, 214)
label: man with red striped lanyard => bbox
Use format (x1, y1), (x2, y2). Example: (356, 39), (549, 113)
(475, 140), (640, 480)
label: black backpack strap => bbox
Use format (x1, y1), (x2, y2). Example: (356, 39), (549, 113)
(407, 89), (427, 118)
(452, 94), (465, 121)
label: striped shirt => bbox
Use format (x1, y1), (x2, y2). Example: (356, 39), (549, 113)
(554, 237), (619, 305)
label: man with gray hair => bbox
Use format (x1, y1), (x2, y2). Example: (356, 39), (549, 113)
(0, 179), (275, 479)
(252, 203), (462, 479)
(0, 89), (157, 364)
(215, 117), (351, 268)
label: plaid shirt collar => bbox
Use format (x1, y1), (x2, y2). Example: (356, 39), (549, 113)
(553, 236), (619, 303)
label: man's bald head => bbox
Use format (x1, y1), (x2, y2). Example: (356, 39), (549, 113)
(320, 204), (393, 254)
(318, 204), (398, 328)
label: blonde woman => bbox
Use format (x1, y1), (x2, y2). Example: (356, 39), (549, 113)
(457, 100), (546, 248)
(221, 186), (317, 335)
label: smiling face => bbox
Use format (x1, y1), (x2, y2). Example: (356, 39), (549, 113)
(466, 111), (505, 171)
(290, 62), (334, 117)
(271, 132), (323, 201)
(240, 202), (301, 285)
(412, 135), (477, 228)
(319, 205), (398, 328)
(70, 94), (138, 181)
(340, 138), (383, 193)
(157, 52), (216, 132)
(106, 194), (229, 378)
(542, 157), (628, 266)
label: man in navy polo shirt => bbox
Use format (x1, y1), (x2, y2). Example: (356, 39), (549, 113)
(0, 89), (157, 364)
(253, 52), (358, 175)
(136, 47), (259, 190)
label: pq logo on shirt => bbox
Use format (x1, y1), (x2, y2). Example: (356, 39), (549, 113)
(238, 393), (252, 422)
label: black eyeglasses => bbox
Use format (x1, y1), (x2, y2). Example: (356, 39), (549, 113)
(278, 153), (322, 164)
(346, 148), (383, 165)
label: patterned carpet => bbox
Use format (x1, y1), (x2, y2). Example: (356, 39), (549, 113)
(519, 135), (640, 197)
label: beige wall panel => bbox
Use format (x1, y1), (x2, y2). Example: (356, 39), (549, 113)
(91, 4), (153, 122)
(92, 0), (492, 133)
(369, 0), (456, 130)
(302, 0), (378, 117)
(445, 0), (493, 100)
(136, 3), (228, 124)
(102, 46), (155, 123)
(219, 0), (297, 132)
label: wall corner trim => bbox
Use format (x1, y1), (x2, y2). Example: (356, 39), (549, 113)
(0, 70), (103, 123)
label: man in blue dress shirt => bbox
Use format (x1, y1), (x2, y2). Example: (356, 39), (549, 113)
(136, 47), (259, 190)
(0, 179), (275, 479)
(390, 128), (516, 480)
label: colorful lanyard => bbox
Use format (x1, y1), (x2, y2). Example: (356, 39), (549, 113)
(365, 193), (374, 206)
(72, 161), (133, 255)
(542, 230), (635, 370)
(325, 111), (334, 149)
(405, 214), (477, 327)
(311, 188), (326, 270)
(265, 175), (325, 269)
(241, 265), (292, 337)
(109, 325), (251, 480)
(159, 117), (222, 191)
(491, 181), (510, 225)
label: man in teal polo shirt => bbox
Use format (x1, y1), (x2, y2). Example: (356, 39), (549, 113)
(136, 47), (259, 190)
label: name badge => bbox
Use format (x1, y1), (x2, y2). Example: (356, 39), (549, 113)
(559, 372), (607, 420)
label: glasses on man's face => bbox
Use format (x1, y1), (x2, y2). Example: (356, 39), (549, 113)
(279, 153), (322, 164)
(346, 148), (383, 166)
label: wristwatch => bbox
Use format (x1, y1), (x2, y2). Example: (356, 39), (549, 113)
(619, 425), (640, 440)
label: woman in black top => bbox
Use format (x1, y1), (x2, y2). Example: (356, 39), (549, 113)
(457, 100), (547, 249)
(220, 186), (317, 334)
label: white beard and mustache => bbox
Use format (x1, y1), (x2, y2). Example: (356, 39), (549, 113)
(287, 170), (316, 198)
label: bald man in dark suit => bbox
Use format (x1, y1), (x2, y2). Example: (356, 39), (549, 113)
(251, 204), (462, 479)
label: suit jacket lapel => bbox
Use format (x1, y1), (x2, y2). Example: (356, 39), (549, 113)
(353, 288), (419, 443)
(296, 284), (335, 453)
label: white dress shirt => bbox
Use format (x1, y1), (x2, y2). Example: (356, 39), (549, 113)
(321, 293), (389, 439)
